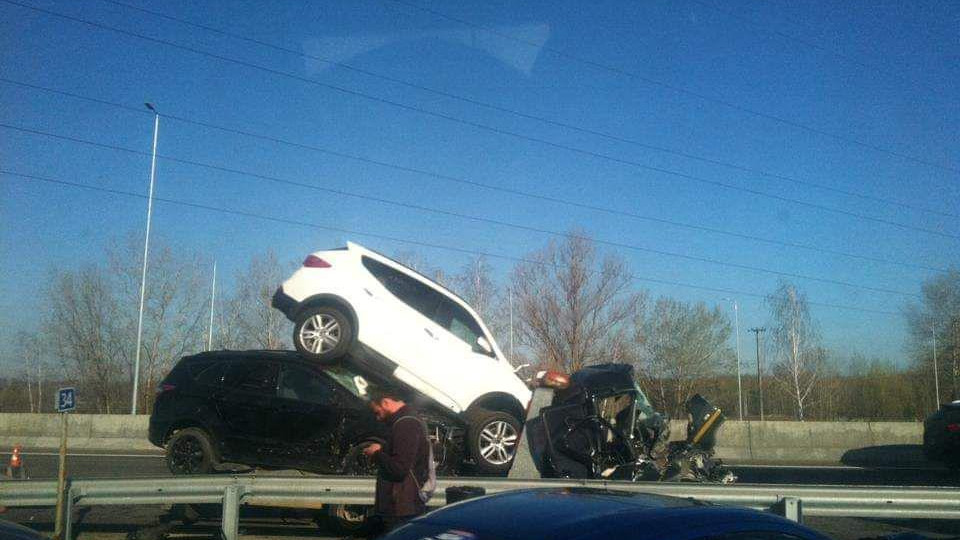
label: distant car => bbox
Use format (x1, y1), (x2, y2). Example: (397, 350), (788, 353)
(0, 520), (47, 540)
(923, 400), (960, 467)
(382, 488), (832, 540)
(272, 242), (531, 474)
(149, 350), (387, 476)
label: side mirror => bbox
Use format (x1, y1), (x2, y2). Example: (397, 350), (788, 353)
(476, 336), (494, 355)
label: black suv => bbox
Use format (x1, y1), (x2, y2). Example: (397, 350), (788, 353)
(149, 350), (386, 475)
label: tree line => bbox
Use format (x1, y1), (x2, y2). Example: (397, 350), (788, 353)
(2, 232), (957, 421)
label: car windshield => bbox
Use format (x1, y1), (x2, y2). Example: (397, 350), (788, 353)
(321, 364), (373, 400)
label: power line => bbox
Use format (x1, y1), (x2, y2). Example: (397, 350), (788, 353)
(383, 0), (960, 176)
(690, 0), (945, 97)
(1, 77), (951, 274)
(4, 2), (957, 242)
(91, 0), (958, 219)
(0, 122), (922, 299)
(0, 168), (904, 317)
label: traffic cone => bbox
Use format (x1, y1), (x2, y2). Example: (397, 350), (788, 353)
(6, 444), (25, 480)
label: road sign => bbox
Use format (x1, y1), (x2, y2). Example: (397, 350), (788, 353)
(57, 387), (76, 413)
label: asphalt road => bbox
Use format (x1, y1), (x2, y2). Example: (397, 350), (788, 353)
(4, 450), (960, 539)
(11, 450), (960, 486)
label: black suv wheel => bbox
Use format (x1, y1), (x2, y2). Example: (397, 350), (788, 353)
(166, 427), (219, 475)
(325, 441), (379, 535)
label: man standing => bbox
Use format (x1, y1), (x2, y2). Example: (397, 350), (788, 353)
(362, 388), (430, 534)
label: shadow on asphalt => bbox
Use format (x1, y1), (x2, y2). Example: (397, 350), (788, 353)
(841, 444), (933, 468)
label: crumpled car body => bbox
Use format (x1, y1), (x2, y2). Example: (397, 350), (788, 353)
(529, 363), (734, 483)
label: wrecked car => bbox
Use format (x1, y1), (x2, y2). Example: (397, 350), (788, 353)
(526, 363), (735, 483)
(272, 242), (531, 474)
(149, 349), (469, 533)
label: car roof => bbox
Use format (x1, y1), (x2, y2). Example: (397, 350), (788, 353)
(184, 349), (301, 361)
(346, 242), (480, 318)
(410, 488), (823, 540)
(179, 349), (373, 398)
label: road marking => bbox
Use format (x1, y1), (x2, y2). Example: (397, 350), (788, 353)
(731, 464), (940, 471)
(23, 452), (164, 458)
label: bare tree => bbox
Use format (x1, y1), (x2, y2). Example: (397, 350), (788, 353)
(46, 267), (126, 412)
(904, 268), (960, 404)
(511, 233), (643, 373)
(221, 251), (292, 350)
(454, 255), (498, 319)
(767, 281), (822, 421)
(635, 298), (732, 417)
(109, 237), (207, 412)
(14, 331), (48, 412)
(393, 249), (450, 286)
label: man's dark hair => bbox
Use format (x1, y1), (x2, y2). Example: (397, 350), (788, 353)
(367, 386), (405, 404)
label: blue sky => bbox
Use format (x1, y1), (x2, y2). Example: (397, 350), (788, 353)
(1, 0), (958, 367)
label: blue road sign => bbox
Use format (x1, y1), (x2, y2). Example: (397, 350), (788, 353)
(57, 387), (76, 413)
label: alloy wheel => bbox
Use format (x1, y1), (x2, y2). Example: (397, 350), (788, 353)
(478, 420), (518, 465)
(298, 314), (341, 354)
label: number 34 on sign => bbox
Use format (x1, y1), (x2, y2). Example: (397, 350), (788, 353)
(57, 387), (76, 413)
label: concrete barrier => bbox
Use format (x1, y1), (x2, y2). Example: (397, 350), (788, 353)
(675, 420), (923, 464)
(0, 413), (156, 452)
(0, 414), (923, 464)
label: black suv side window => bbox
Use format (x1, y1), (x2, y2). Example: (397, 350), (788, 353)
(362, 256), (441, 320)
(194, 362), (227, 387)
(277, 366), (336, 406)
(225, 361), (278, 395)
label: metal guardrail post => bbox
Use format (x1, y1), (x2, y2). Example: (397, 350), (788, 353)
(221, 484), (243, 540)
(64, 482), (75, 540)
(771, 497), (803, 523)
(52, 477), (72, 540)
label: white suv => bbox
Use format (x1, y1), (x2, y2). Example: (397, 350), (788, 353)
(272, 242), (531, 474)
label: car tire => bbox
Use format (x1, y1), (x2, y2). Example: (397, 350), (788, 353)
(325, 441), (379, 536)
(294, 305), (353, 363)
(165, 427), (219, 475)
(467, 409), (521, 476)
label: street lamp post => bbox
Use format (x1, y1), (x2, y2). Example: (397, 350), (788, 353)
(750, 327), (766, 421)
(131, 103), (159, 415)
(722, 298), (744, 420)
(932, 325), (940, 407)
(207, 261), (217, 351)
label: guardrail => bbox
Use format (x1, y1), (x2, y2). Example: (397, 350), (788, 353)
(2, 476), (959, 539)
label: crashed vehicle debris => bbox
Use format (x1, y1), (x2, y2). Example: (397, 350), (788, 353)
(271, 242), (531, 475)
(525, 363), (736, 484)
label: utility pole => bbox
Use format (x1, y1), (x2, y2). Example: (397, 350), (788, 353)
(750, 327), (766, 421)
(723, 298), (744, 420)
(207, 261), (217, 351)
(509, 287), (515, 363)
(932, 325), (940, 407)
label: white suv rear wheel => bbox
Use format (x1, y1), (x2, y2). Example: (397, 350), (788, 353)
(294, 306), (353, 363)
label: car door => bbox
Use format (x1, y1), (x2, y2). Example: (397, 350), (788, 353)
(427, 295), (509, 410)
(216, 359), (282, 464)
(359, 255), (460, 411)
(272, 364), (350, 472)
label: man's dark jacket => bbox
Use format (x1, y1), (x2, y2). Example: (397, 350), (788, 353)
(373, 405), (429, 517)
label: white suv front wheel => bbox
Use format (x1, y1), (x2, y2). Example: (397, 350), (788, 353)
(467, 409), (521, 475)
(293, 305), (353, 363)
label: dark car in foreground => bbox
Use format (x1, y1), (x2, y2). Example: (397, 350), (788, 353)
(149, 350), (385, 475)
(923, 400), (960, 467)
(0, 519), (47, 540)
(383, 488), (831, 540)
